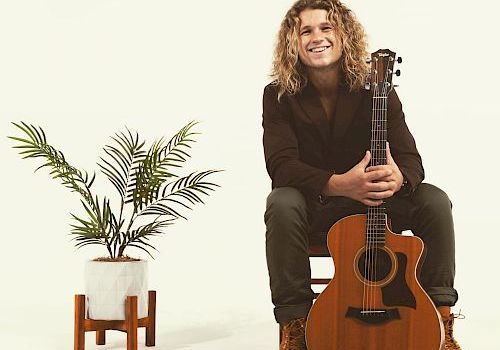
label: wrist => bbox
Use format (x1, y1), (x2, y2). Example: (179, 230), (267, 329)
(322, 173), (344, 197)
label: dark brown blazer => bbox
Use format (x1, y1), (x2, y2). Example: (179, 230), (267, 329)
(262, 81), (424, 200)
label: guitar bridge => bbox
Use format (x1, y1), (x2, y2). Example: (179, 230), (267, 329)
(345, 307), (400, 324)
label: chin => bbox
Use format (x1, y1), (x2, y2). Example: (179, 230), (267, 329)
(310, 61), (336, 69)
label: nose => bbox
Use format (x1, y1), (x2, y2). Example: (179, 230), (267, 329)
(311, 28), (324, 43)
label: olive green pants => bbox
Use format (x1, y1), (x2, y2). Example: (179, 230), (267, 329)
(264, 183), (458, 324)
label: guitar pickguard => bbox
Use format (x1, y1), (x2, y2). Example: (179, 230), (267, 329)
(381, 252), (416, 308)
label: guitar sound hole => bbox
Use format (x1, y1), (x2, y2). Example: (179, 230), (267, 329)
(357, 247), (392, 283)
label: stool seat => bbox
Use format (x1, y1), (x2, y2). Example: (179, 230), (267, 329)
(308, 231), (329, 257)
(308, 231), (331, 298)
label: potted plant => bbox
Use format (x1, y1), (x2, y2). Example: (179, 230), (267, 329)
(9, 120), (221, 320)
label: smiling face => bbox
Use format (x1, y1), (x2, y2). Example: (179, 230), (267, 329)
(297, 8), (342, 71)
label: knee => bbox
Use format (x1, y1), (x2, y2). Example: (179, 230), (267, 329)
(265, 187), (308, 222)
(415, 183), (452, 214)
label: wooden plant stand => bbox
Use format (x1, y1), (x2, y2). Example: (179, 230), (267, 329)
(74, 290), (156, 350)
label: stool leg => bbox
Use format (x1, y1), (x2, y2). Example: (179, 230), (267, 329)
(126, 296), (138, 350)
(96, 330), (105, 345)
(74, 295), (85, 350)
(146, 291), (156, 346)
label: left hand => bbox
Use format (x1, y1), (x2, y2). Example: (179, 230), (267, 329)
(365, 142), (404, 196)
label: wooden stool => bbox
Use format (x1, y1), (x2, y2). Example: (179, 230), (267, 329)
(308, 231), (331, 296)
(74, 290), (156, 350)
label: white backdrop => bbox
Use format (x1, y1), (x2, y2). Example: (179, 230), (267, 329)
(1, 0), (499, 349)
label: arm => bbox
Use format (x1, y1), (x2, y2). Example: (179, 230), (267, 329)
(385, 88), (424, 193)
(322, 89), (423, 205)
(321, 149), (397, 206)
(262, 84), (333, 197)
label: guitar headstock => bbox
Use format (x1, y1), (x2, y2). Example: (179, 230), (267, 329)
(366, 49), (401, 96)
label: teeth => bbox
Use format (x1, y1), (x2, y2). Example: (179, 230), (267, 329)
(310, 46), (329, 53)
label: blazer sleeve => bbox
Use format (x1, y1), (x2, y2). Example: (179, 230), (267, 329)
(387, 89), (425, 193)
(262, 84), (334, 197)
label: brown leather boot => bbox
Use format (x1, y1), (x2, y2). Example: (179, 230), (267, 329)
(443, 313), (463, 349)
(280, 317), (307, 350)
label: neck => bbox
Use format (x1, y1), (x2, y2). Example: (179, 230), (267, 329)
(306, 64), (341, 98)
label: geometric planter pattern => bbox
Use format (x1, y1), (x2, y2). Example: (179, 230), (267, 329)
(84, 260), (148, 320)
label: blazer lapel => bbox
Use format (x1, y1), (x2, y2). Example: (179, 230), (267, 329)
(332, 85), (365, 141)
(295, 82), (330, 144)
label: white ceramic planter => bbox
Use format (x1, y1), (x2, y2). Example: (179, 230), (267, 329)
(84, 260), (148, 320)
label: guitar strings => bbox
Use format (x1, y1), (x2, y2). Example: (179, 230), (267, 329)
(372, 62), (382, 313)
(365, 62), (375, 314)
(364, 63), (375, 313)
(378, 66), (390, 313)
(363, 59), (378, 312)
(365, 59), (390, 314)
(372, 68), (382, 313)
(375, 63), (390, 313)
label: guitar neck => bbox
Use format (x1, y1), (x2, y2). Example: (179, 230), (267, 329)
(366, 48), (399, 243)
(366, 93), (388, 244)
(369, 95), (388, 167)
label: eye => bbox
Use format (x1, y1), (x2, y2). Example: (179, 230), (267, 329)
(300, 29), (311, 36)
(322, 26), (333, 32)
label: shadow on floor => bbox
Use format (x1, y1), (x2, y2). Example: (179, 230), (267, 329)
(151, 324), (233, 349)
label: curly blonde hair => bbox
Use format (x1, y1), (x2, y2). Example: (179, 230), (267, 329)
(271, 0), (369, 98)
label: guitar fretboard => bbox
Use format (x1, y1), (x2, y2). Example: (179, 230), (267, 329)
(367, 93), (388, 245)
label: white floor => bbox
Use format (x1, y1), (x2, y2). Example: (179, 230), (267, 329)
(0, 303), (497, 350)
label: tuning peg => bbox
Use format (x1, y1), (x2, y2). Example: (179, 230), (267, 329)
(365, 58), (372, 64)
(395, 69), (401, 76)
(364, 82), (371, 90)
(397, 57), (403, 63)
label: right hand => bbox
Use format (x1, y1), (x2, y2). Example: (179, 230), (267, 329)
(323, 151), (396, 206)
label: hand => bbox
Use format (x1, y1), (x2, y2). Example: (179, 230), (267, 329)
(365, 142), (404, 194)
(322, 143), (404, 206)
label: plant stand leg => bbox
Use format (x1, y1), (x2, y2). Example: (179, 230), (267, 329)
(74, 295), (85, 350)
(96, 330), (105, 345)
(126, 296), (138, 350)
(146, 291), (156, 346)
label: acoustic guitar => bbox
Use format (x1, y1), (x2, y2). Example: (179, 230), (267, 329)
(305, 49), (444, 350)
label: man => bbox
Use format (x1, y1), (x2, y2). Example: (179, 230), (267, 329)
(262, 1), (461, 349)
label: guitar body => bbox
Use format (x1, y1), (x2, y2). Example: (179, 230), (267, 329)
(305, 214), (444, 350)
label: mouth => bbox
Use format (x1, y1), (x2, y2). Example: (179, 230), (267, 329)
(308, 45), (331, 53)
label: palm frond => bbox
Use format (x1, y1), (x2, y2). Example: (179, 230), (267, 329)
(119, 220), (171, 258)
(69, 196), (114, 256)
(136, 170), (221, 221)
(128, 121), (201, 210)
(9, 122), (95, 202)
(98, 128), (146, 200)
(160, 120), (200, 166)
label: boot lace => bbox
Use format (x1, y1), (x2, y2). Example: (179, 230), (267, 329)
(443, 311), (464, 350)
(280, 318), (307, 350)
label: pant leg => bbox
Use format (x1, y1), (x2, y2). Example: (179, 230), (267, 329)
(264, 189), (366, 324)
(387, 183), (459, 307)
(264, 187), (314, 324)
